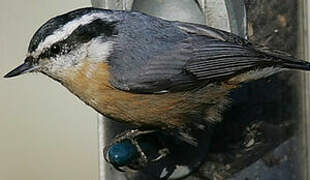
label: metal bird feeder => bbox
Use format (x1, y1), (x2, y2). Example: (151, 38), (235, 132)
(91, 0), (308, 179)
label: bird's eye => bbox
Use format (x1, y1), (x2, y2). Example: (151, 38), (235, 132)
(50, 44), (61, 54)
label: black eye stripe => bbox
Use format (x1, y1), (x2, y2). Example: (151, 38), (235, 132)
(28, 8), (115, 53)
(38, 50), (51, 59)
(36, 18), (117, 59)
(29, 16), (118, 54)
(65, 19), (118, 45)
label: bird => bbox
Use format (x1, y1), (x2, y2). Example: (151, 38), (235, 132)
(4, 7), (310, 132)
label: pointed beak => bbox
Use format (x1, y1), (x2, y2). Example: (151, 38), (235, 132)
(4, 57), (37, 78)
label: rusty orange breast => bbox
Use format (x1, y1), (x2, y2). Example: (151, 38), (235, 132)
(59, 60), (190, 128)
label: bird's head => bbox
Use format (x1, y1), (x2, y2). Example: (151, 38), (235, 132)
(4, 8), (120, 81)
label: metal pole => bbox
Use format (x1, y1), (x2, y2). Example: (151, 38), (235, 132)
(91, 2), (134, 179)
(96, 114), (105, 180)
(91, 2), (135, 180)
(299, 0), (310, 179)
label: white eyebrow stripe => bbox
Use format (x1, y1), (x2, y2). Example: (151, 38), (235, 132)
(35, 13), (109, 54)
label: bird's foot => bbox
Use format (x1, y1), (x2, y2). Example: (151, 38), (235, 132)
(104, 129), (170, 171)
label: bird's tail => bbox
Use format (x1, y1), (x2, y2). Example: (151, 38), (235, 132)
(227, 49), (310, 84)
(281, 59), (310, 71)
(257, 47), (310, 71)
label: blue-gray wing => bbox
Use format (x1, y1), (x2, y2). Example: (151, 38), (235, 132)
(108, 16), (306, 94)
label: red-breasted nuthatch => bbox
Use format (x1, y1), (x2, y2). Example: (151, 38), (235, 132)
(4, 7), (310, 131)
